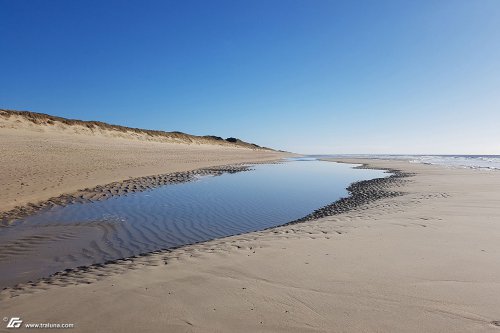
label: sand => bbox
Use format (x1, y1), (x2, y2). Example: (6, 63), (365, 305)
(1, 158), (500, 332)
(0, 113), (289, 216)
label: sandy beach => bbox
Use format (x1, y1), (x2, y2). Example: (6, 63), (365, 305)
(1, 158), (500, 332)
(2, 1), (498, 331)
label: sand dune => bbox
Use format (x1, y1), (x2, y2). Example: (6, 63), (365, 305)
(0, 109), (272, 149)
(0, 110), (290, 215)
(2, 159), (500, 332)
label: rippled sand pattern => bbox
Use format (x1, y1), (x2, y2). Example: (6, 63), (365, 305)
(0, 160), (387, 288)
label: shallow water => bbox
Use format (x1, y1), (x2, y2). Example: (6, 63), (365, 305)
(0, 159), (387, 288)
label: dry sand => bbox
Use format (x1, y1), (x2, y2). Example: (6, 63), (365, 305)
(1, 158), (500, 332)
(0, 113), (289, 215)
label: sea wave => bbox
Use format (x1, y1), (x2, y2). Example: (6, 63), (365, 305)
(409, 155), (500, 170)
(317, 154), (500, 170)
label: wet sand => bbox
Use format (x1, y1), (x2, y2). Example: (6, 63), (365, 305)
(2, 158), (500, 332)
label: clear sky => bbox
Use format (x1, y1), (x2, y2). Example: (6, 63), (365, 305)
(1, 0), (499, 154)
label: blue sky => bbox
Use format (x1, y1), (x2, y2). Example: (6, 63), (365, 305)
(1, 0), (499, 154)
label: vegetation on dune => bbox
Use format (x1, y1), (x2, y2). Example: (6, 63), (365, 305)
(0, 109), (272, 150)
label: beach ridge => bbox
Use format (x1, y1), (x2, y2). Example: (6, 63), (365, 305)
(0, 109), (272, 150)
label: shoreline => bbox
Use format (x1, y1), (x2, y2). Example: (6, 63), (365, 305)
(2, 159), (500, 332)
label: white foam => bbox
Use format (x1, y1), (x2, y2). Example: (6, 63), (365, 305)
(409, 155), (500, 170)
(320, 154), (500, 170)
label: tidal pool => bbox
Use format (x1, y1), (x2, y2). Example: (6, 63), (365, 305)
(0, 159), (387, 288)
